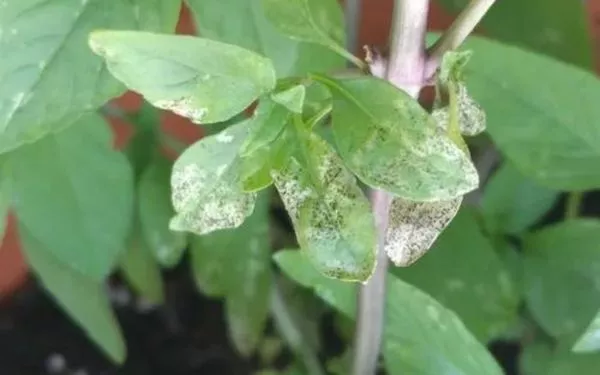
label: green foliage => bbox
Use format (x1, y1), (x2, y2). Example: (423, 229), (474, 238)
(89, 31), (277, 124)
(482, 163), (558, 235)
(0, 0), (180, 154)
(188, 0), (345, 77)
(523, 219), (600, 342)
(190, 192), (272, 356)
(521, 341), (600, 375)
(394, 208), (520, 342)
(120, 235), (165, 305)
(463, 36), (600, 190)
(275, 250), (504, 375)
(574, 311), (600, 353)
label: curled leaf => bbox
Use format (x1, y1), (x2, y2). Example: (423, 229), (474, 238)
(170, 121), (256, 235)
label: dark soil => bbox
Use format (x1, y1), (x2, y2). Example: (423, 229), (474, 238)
(0, 191), (598, 375)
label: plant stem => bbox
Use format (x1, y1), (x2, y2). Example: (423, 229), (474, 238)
(352, 2), (430, 375)
(426, 0), (496, 76)
(565, 192), (584, 220)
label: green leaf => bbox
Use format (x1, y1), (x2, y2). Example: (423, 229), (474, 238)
(7, 114), (133, 280)
(271, 85), (306, 114)
(261, 0), (349, 62)
(523, 219), (600, 341)
(462, 36), (600, 190)
(520, 341), (600, 375)
(190, 192), (272, 356)
(125, 102), (162, 178)
(120, 235), (165, 304)
(394, 208), (520, 342)
(481, 162), (558, 235)
(0, 174), (10, 245)
(574, 310), (600, 353)
(240, 98), (291, 157)
(317, 74), (478, 201)
(170, 121), (256, 235)
(275, 250), (504, 375)
(272, 133), (376, 282)
(22, 228), (125, 363)
(436, 0), (593, 69)
(89, 31), (277, 124)
(188, 0), (344, 77)
(138, 158), (187, 267)
(0, 0), (180, 154)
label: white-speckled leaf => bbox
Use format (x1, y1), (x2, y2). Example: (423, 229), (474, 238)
(318, 75), (478, 201)
(88, 31), (276, 124)
(272, 134), (376, 282)
(170, 121), (256, 235)
(385, 197), (462, 267)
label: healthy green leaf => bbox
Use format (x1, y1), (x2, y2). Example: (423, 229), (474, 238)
(482, 162), (558, 235)
(275, 250), (504, 375)
(462, 36), (600, 190)
(0, 0), (180, 154)
(120, 235), (165, 305)
(523, 219), (600, 341)
(190, 192), (272, 356)
(317, 75), (478, 201)
(7, 114), (133, 280)
(520, 341), (600, 375)
(394, 208), (520, 342)
(21, 227), (125, 363)
(138, 158), (187, 267)
(272, 133), (376, 282)
(574, 310), (600, 353)
(436, 0), (593, 69)
(170, 121), (256, 235)
(271, 85), (306, 114)
(89, 31), (277, 124)
(261, 0), (348, 61)
(188, 0), (345, 77)
(240, 98), (291, 157)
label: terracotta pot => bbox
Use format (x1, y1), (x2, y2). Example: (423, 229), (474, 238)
(1, 1), (599, 299)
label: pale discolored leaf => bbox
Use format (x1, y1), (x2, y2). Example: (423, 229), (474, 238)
(138, 158), (187, 267)
(272, 133), (376, 282)
(0, 0), (180, 154)
(21, 228), (125, 363)
(190, 193), (271, 356)
(317, 74), (478, 201)
(261, 0), (346, 58)
(275, 250), (504, 375)
(385, 197), (462, 267)
(574, 310), (600, 353)
(7, 114), (133, 280)
(89, 31), (277, 124)
(188, 0), (345, 78)
(170, 121), (256, 235)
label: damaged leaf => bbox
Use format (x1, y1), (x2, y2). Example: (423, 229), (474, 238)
(272, 133), (376, 282)
(89, 31), (276, 124)
(316, 74), (478, 201)
(170, 121), (256, 235)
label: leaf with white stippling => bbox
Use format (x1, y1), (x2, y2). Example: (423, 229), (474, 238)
(316, 74), (478, 201)
(385, 197), (462, 267)
(272, 133), (376, 282)
(170, 121), (257, 235)
(88, 31), (277, 124)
